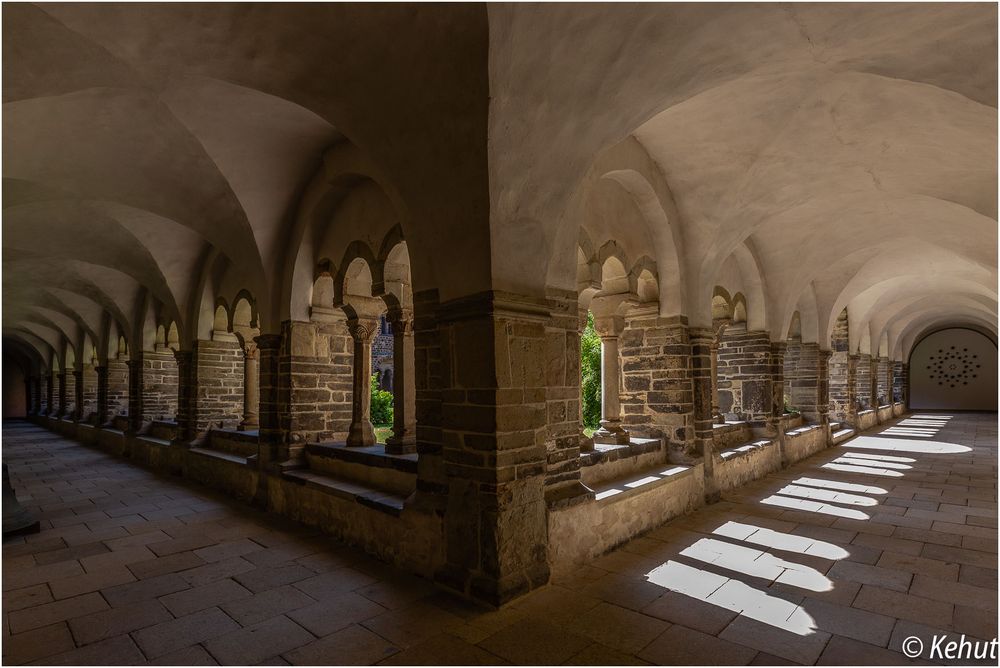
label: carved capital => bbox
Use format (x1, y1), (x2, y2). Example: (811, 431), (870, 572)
(242, 341), (259, 360)
(347, 318), (380, 343)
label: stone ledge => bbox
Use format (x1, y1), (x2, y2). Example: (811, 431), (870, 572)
(831, 427), (856, 445)
(282, 469), (405, 516)
(189, 446), (250, 467)
(717, 438), (774, 461)
(579, 437), (662, 468)
(592, 462), (694, 503)
(135, 435), (171, 448)
(306, 442), (418, 474)
(785, 423), (821, 437)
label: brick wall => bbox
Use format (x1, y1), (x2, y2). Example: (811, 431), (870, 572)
(194, 339), (245, 431)
(412, 289), (446, 503)
(855, 353), (873, 410)
(783, 341), (801, 409)
(141, 349), (178, 421)
(619, 312), (693, 447)
(877, 357), (891, 405)
(716, 324), (772, 425)
(792, 343), (822, 422)
(281, 318), (353, 444)
(829, 310), (853, 422)
(107, 358), (129, 417)
(62, 372), (76, 417)
(81, 367), (98, 420)
(542, 290), (585, 497)
(892, 361), (905, 403)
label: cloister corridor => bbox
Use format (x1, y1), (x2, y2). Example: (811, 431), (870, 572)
(2, 413), (995, 666)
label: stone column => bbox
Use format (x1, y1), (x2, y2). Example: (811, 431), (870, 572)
(126, 358), (144, 434)
(769, 342), (787, 466)
(902, 363), (910, 408)
(72, 370), (84, 421)
(846, 354), (859, 424)
(254, 334), (285, 468)
(818, 350), (832, 442)
(43, 373), (53, 415)
(173, 350), (196, 442)
(710, 342), (722, 423)
(55, 373), (67, 418)
(240, 341), (260, 431)
(591, 295), (630, 445)
(577, 309), (595, 453)
(690, 327), (717, 500)
(95, 365), (109, 426)
(345, 306), (380, 447)
(384, 308), (416, 454)
(870, 356), (880, 422)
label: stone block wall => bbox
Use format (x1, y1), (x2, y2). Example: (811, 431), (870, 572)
(80, 367), (98, 420)
(435, 292), (549, 605)
(38, 375), (49, 414)
(892, 361), (905, 403)
(792, 343), (821, 422)
(619, 312), (693, 447)
(62, 373), (76, 417)
(855, 353), (872, 409)
(412, 289), (447, 504)
(194, 339), (245, 431)
(280, 318), (353, 444)
(715, 325), (772, 425)
(141, 349), (178, 421)
(107, 358), (129, 417)
(829, 310), (853, 423)
(541, 290), (585, 498)
(783, 341), (801, 408)
(877, 357), (891, 405)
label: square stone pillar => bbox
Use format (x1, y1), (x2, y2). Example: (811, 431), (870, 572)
(173, 350), (196, 443)
(55, 372), (67, 418)
(716, 326), (773, 425)
(817, 349), (832, 441)
(80, 366), (98, 422)
(690, 327), (716, 500)
(902, 363), (910, 408)
(107, 358), (130, 419)
(72, 369), (84, 421)
(433, 291), (550, 606)
(95, 365), (109, 426)
(409, 290), (447, 513)
(181, 338), (245, 437)
(892, 361), (905, 404)
(854, 353), (872, 412)
(792, 343), (820, 422)
(541, 290), (590, 506)
(126, 358), (145, 434)
(769, 341), (787, 465)
(254, 334), (287, 468)
(619, 312), (695, 448)
(783, 340), (802, 411)
(141, 348), (179, 422)
(40, 373), (52, 415)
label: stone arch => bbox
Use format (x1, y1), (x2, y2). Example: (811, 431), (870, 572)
(213, 302), (230, 334)
(628, 256), (659, 305)
(335, 242), (379, 304)
(787, 311), (802, 341)
(732, 293), (748, 325)
(167, 322), (180, 351)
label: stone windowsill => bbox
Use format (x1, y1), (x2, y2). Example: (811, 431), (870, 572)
(712, 421), (749, 433)
(785, 422), (821, 437)
(858, 409), (875, 415)
(306, 442), (418, 474)
(717, 438), (774, 461)
(579, 437), (662, 468)
(209, 428), (259, 443)
(592, 462), (693, 503)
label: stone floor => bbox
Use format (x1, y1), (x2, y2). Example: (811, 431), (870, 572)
(2, 414), (996, 666)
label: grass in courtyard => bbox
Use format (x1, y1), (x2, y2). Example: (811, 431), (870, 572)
(375, 426), (393, 444)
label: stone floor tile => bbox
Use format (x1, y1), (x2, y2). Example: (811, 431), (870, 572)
(221, 584), (317, 627)
(193, 538), (263, 564)
(748, 652), (798, 665)
(179, 556), (257, 587)
(235, 564), (316, 593)
(380, 631), (508, 665)
(132, 606), (241, 659)
(148, 644), (220, 665)
(802, 597), (897, 646)
(477, 618), (592, 665)
(876, 551), (961, 581)
(510, 585), (603, 626)
(639, 623), (757, 665)
(31, 542), (109, 566)
(203, 615), (314, 665)
(159, 578), (253, 617)
(355, 575), (435, 610)
(641, 591), (738, 635)
(2, 560), (84, 592)
(718, 615), (832, 665)
(101, 572), (190, 607)
(852, 585), (954, 628)
(3, 584), (54, 613)
(570, 601), (670, 654)
(127, 550), (205, 580)
(1, 622), (76, 664)
(952, 604), (998, 640)
(562, 643), (651, 665)
(291, 567), (378, 599)
(28, 633), (147, 666)
(48, 566), (137, 600)
(579, 572), (667, 612)
(359, 601), (466, 649)
(68, 598), (173, 645)
(283, 623), (399, 665)
(286, 591), (386, 637)
(827, 560), (913, 592)
(816, 635), (917, 665)
(7, 592), (109, 634)
(909, 574), (997, 611)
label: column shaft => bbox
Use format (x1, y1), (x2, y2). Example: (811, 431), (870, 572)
(385, 310), (416, 454)
(346, 318), (378, 447)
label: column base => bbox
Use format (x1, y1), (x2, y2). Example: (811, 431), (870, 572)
(346, 420), (376, 447)
(593, 422), (629, 445)
(384, 436), (417, 455)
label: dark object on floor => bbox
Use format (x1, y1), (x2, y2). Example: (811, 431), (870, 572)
(3, 462), (39, 537)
